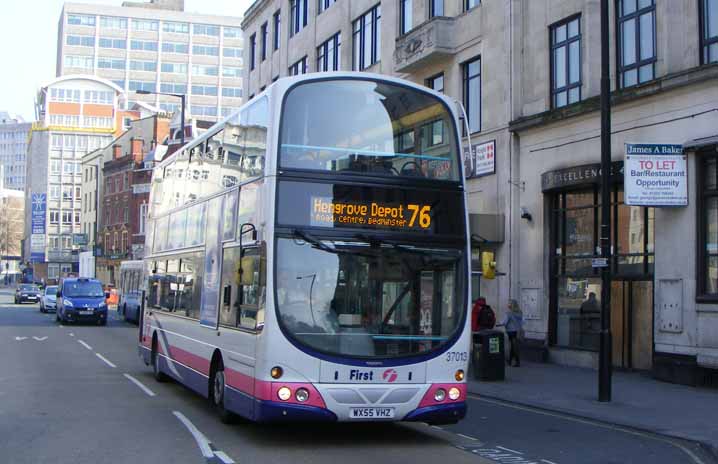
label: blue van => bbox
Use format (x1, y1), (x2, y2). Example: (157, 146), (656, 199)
(56, 278), (109, 326)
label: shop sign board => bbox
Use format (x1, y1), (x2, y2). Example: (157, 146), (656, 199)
(624, 143), (687, 207)
(464, 140), (496, 179)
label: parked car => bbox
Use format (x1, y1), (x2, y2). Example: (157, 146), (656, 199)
(56, 278), (110, 325)
(40, 285), (58, 313)
(14, 284), (41, 304)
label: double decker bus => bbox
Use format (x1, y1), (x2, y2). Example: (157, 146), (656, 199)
(139, 73), (471, 424)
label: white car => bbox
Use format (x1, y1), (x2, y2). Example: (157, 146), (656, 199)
(40, 285), (58, 313)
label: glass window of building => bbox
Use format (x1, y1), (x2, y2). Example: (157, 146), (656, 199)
(290, 0), (308, 36)
(551, 16), (581, 108)
(617, 0), (656, 88)
(289, 56), (308, 75)
(223, 66), (242, 78)
(317, 32), (341, 72)
(223, 47), (242, 58)
(192, 105), (218, 117)
(100, 16), (127, 29)
(222, 87), (242, 98)
(66, 35), (95, 47)
(129, 80), (156, 92)
(273, 11), (281, 50)
(400, 0), (412, 35)
(98, 57), (125, 70)
(703, 0), (718, 64)
(192, 85), (218, 96)
(193, 24), (220, 36)
(162, 42), (189, 54)
(699, 155), (718, 297)
(132, 19), (159, 32)
(192, 44), (219, 56)
(426, 73), (444, 93)
(191, 65), (218, 76)
(130, 39), (157, 51)
(249, 33), (256, 70)
(67, 14), (95, 26)
(261, 22), (268, 61)
(352, 5), (381, 70)
(318, 0), (337, 14)
(130, 60), (157, 72)
(100, 38), (127, 49)
(163, 21), (189, 34)
(430, 0), (444, 17)
(462, 56), (481, 134)
(160, 83), (187, 94)
(224, 26), (241, 38)
(161, 62), (188, 74)
(64, 55), (93, 70)
(465, 0), (480, 11)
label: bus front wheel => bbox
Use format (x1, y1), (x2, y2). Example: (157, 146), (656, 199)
(210, 357), (235, 424)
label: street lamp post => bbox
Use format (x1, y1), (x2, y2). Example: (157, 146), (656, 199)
(135, 90), (186, 147)
(598, 0), (613, 402)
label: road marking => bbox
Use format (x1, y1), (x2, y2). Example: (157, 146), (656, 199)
(541, 460), (559, 464)
(468, 395), (707, 464)
(14, 336), (27, 341)
(95, 353), (116, 368)
(123, 373), (156, 397)
(214, 451), (236, 464)
(77, 340), (92, 350)
(497, 446), (523, 454)
(173, 411), (214, 459)
(32, 336), (48, 341)
(457, 433), (478, 441)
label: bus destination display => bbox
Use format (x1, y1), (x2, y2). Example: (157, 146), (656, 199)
(310, 196), (432, 231)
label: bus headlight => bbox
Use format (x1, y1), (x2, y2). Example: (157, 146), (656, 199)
(434, 388), (446, 402)
(295, 388), (310, 403)
(448, 387), (461, 401)
(271, 366), (283, 379)
(277, 386), (292, 401)
(455, 370), (465, 381)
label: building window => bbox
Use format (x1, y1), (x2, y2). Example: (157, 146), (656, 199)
(139, 203), (148, 234)
(353, 5), (381, 70)
(290, 0), (308, 36)
(318, 0), (337, 14)
(50, 210), (60, 224)
(426, 73), (444, 93)
(68, 14), (95, 26)
(48, 264), (60, 280)
(132, 19), (158, 31)
(98, 57), (125, 70)
(222, 66), (242, 78)
(129, 39), (157, 51)
(250, 33), (256, 70)
(551, 16), (581, 108)
(129, 81), (156, 93)
(224, 26), (241, 38)
(192, 105), (218, 117)
(66, 35), (95, 47)
(617, 0), (656, 88)
(130, 60), (157, 72)
(400, 0), (412, 35)
(222, 87), (243, 98)
(191, 65), (218, 76)
(702, 0), (718, 64)
(64, 55), (93, 70)
(223, 47), (242, 58)
(191, 85), (218, 96)
(192, 44), (219, 56)
(430, 0), (443, 17)
(193, 24), (220, 36)
(162, 42), (189, 54)
(273, 11), (281, 50)
(163, 21), (189, 34)
(101, 38), (128, 49)
(289, 56), (308, 75)
(260, 22), (268, 61)
(462, 56), (481, 134)
(317, 32), (341, 71)
(699, 154), (718, 297)
(465, 0), (479, 11)
(160, 82), (187, 94)
(160, 62), (188, 74)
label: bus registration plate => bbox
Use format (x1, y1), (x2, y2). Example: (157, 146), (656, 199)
(349, 407), (395, 419)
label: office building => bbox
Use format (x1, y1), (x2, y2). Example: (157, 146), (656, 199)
(57, 0), (244, 121)
(0, 112), (32, 191)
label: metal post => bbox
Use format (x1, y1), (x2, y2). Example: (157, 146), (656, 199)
(599, 0), (613, 402)
(179, 94), (186, 147)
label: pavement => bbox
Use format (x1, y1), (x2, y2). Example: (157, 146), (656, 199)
(467, 360), (718, 459)
(1, 285), (716, 464)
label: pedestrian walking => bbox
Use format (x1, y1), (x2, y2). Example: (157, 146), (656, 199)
(471, 297), (496, 332)
(498, 299), (524, 367)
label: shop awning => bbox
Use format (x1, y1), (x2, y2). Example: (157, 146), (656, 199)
(683, 135), (718, 150)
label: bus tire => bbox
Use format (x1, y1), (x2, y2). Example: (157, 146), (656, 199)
(151, 335), (168, 382)
(210, 356), (235, 424)
(122, 304), (128, 322)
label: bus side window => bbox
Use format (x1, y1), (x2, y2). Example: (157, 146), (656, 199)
(219, 248), (239, 326)
(238, 245), (266, 330)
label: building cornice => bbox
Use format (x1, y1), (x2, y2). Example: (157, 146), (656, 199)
(509, 63), (718, 134)
(241, 0), (271, 29)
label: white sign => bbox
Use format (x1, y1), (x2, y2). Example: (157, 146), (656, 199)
(30, 234), (45, 251)
(464, 140), (496, 179)
(624, 143), (687, 207)
(132, 183), (151, 194)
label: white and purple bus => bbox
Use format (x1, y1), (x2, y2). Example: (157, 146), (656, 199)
(139, 73), (472, 424)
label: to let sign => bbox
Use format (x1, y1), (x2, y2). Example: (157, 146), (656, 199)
(624, 143), (687, 207)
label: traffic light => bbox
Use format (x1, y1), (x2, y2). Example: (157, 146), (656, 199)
(482, 251), (496, 280)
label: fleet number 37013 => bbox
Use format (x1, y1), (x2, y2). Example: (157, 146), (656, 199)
(446, 351), (468, 362)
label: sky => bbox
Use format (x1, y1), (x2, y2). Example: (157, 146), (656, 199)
(0, 0), (254, 121)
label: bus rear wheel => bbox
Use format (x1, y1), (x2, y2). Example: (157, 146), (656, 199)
(210, 361), (235, 424)
(151, 336), (168, 382)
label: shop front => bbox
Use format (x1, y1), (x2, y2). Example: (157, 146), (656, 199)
(543, 162), (655, 369)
